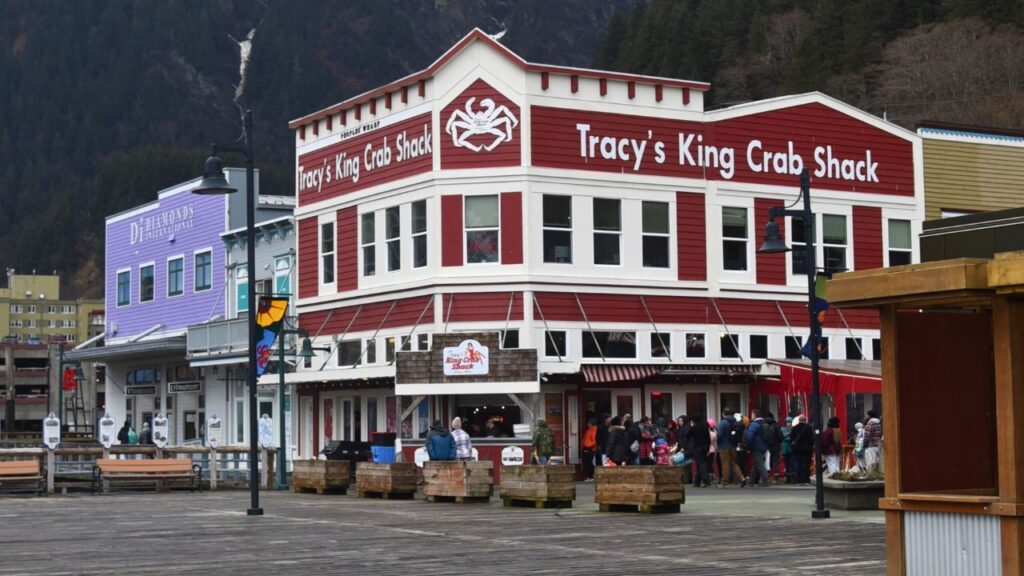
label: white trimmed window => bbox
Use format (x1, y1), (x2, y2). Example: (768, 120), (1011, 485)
(47, 320), (56, 329)
(543, 195), (572, 263)
(593, 198), (621, 265)
(194, 250), (212, 291)
(338, 340), (362, 366)
(9, 304), (21, 313)
(386, 206), (401, 272)
(361, 213), (376, 277)
(412, 200), (427, 268)
(722, 207), (748, 271)
(465, 195), (500, 263)
(650, 333), (671, 359)
(720, 333), (740, 359)
(791, 216), (808, 275)
(236, 267), (249, 313)
(583, 331), (635, 358)
(26, 305), (36, 313)
(887, 219), (912, 266)
(274, 257), (291, 296)
(822, 214), (848, 272)
(365, 338), (377, 364)
(642, 201), (670, 268)
(46, 305), (56, 314)
(167, 256), (184, 297)
(320, 221), (335, 284)
(139, 263), (154, 302)
(117, 270), (131, 307)
(749, 335), (768, 359)
(544, 330), (567, 358)
(685, 333), (706, 358)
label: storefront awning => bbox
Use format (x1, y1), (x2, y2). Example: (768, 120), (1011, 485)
(581, 364), (663, 383)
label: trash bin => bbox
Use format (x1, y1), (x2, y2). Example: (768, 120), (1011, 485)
(370, 432), (397, 446)
(370, 433), (397, 463)
(320, 441), (372, 477)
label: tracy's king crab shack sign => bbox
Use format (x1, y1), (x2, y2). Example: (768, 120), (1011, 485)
(443, 339), (489, 376)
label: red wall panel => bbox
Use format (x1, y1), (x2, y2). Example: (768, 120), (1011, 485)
(853, 205), (883, 271)
(500, 192), (523, 264)
(336, 207), (358, 292)
(441, 79), (521, 169)
(441, 195), (463, 267)
(755, 198), (787, 284)
(676, 192), (706, 281)
(442, 292), (524, 323)
(297, 217), (319, 299)
(299, 295), (434, 335)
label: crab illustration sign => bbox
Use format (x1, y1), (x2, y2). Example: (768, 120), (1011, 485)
(442, 339), (489, 376)
(441, 79), (522, 169)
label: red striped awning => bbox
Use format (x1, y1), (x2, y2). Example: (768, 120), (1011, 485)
(581, 364), (663, 383)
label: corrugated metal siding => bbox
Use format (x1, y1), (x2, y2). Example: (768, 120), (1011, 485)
(853, 205), (883, 271)
(677, 192), (706, 281)
(297, 218), (319, 299)
(500, 192), (523, 264)
(905, 511), (1001, 576)
(441, 195), (463, 267)
(923, 138), (1024, 220)
(336, 207), (357, 292)
(755, 197), (786, 284)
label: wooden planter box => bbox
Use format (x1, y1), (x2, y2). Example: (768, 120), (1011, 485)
(499, 465), (575, 508)
(292, 460), (350, 495)
(423, 461), (493, 503)
(595, 466), (684, 513)
(356, 462), (416, 499)
(823, 478), (883, 510)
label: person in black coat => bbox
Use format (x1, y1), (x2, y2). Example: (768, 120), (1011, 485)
(685, 414), (712, 487)
(605, 417), (630, 466)
(623, 414), (640, 465)
(595, 414), (610, 468)
(790, 416), (814, 485)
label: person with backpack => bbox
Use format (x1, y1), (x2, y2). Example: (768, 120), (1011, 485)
(117, 421), (133, 445)
(605, 416), (629, 466)
(744, 409), (772, 487)
(426, 420), (456, 461)
(685, 414), (711, 487)
(532, 419), (555, 464)
(716, 409), (746, 487)
(623, 414), (641, 465)
(790, 415), (814, 485)
(821, 416), (843, 476)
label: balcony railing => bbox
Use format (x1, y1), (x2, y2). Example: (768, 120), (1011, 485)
(186, 315), (297, 357)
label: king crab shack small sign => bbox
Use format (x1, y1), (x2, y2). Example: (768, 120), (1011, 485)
(442, 339), (489, 376)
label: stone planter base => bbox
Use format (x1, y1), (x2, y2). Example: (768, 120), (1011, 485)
(822, 478), (883, 510)
(292, 460), (351, 495)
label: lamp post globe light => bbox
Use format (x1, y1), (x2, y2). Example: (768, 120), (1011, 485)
(757, 169), (831, 520)
(192, 110), (263, 516)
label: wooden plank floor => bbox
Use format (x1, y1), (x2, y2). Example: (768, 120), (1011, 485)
(0, 490), (884, 574)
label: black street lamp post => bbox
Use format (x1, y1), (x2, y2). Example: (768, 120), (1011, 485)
(758, 169), (831, 520)
(191, 110), (263, 516)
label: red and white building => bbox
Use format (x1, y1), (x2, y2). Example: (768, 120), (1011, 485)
(280, 30), (923, 464)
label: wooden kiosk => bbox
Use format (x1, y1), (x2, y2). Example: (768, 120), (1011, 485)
(829, 253), (1024, 575)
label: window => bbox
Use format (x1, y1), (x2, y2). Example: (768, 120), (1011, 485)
(140, 264), (154, 302)
(47, 320), (56, 329)
(465, 195), (499, 263)
(194, 251), (212, 291)
(385, 336), (396, 363)
(416, 333), (430, 351)
(499, 330), (518, 349)
(274, 257), (291, 296)
(236, 268), (249, 313)
(583, 331), (636, 358)
(167, 257), (184, 297)
(872, 338), (881, 360)
(338, 340), (362, 366)
(593, 198), (621, 265)
(785, 336), (803, 359)
(26, 320), (36, 328)
(8, 319), (21, 328)
(320, 222), (335, 284)
(642, 201), (670, 268)
(720, 333), (740, 359)
(846, 337), (863, 360)
(117, 270), (131, 306)
(9, 304), (21, 313)
(685, 333), (705, 358)
(365, 339), (377, 364)
(791, 216), (807, 275)
(823, 214), (847, 272)
(543, 195), (572, 263)
(749, 335), (768, 359)
(26, 305), (36, 313)
(361, 213), (376, 277)
(412, 200), (427, 268)
(544, 330), (567, 358)
(386, 206), (401, 272)
(818, 336), (830, 359)
(46, 305), (56, 314)
(65, 334), (75, 343)
(722, 207), (748, 271)
(62, 305), (74, 314)
(60, 320), (76, 328)
(650, 333), (671, 359)
(888, 219), (912, 266)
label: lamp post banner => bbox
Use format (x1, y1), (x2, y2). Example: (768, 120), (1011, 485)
(254, 296), (289, 377)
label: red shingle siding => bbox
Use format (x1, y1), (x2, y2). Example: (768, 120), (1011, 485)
(336, 207), (358, 292)
(441, 195), (463, 267)
(500, 192), (523, 264)
(755, 198), (787, 285)
(297, 218), (319, 299)
(442, 292), (524, 323)
(676, 192), (706, 281)
(853, 206), (883, 271)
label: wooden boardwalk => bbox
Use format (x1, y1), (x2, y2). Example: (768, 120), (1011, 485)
(0, 490), (884, 574)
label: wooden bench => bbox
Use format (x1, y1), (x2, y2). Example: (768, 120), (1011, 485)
(93, 458), (200, 494)
(0, 460), (46, 495)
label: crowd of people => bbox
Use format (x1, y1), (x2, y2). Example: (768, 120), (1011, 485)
(577, 409), (884, 487)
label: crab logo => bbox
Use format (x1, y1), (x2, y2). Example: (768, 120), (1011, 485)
(445, 97), (519, 152)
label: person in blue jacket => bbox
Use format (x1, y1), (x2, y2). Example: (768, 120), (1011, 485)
(426, 420), (456, 461)
(744, 409), (773, 487)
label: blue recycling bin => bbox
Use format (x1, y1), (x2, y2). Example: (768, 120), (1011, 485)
(371, 446), (396, 463)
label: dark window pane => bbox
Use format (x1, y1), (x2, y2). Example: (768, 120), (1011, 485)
(722, 207), (747, 239)
(823, 215), (846, 245)
(785, 336), (803, 359)
(363, 246), (375, 276)
(872, 338), (881, 360)
(195, 252), (212, 291)
(386, 207), (400, 239)
(791, 244), (807, 275)
(466, 230), (499, 263)
(387, 239), (400, 271)
(583, 331), (636, 358)
(650, 333), (671, 359)
(750, 335), (768, 359)
(593, 198), (621, 231)
(321, 223), (334, 252)
(791, 216), (806, 243)
(500, 330), (519, 349)
(594, 233), (620, 265)
(889, 250), (911, 266)
(366, 339), (377, 363)
(412, 200), (426, 234)
(824, 246), (846, 272)
(723, 240), (747, 271)
(361, 213), (374, 244)
(543, 195), (572, 228)
(545, 331), (566, 357)
(846, 338), (863, 360)
(140, 266), (154, 302)
(642, 202), (668, 234)
(544, 230), (572, 263)
(686, 334), (705, 358)
(720, 334), (739, 358)
(413, 235), (427, 268)
(338, 341), (362, 366)
(322, 254), (334, 283)
(643, 236), (669, 268)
